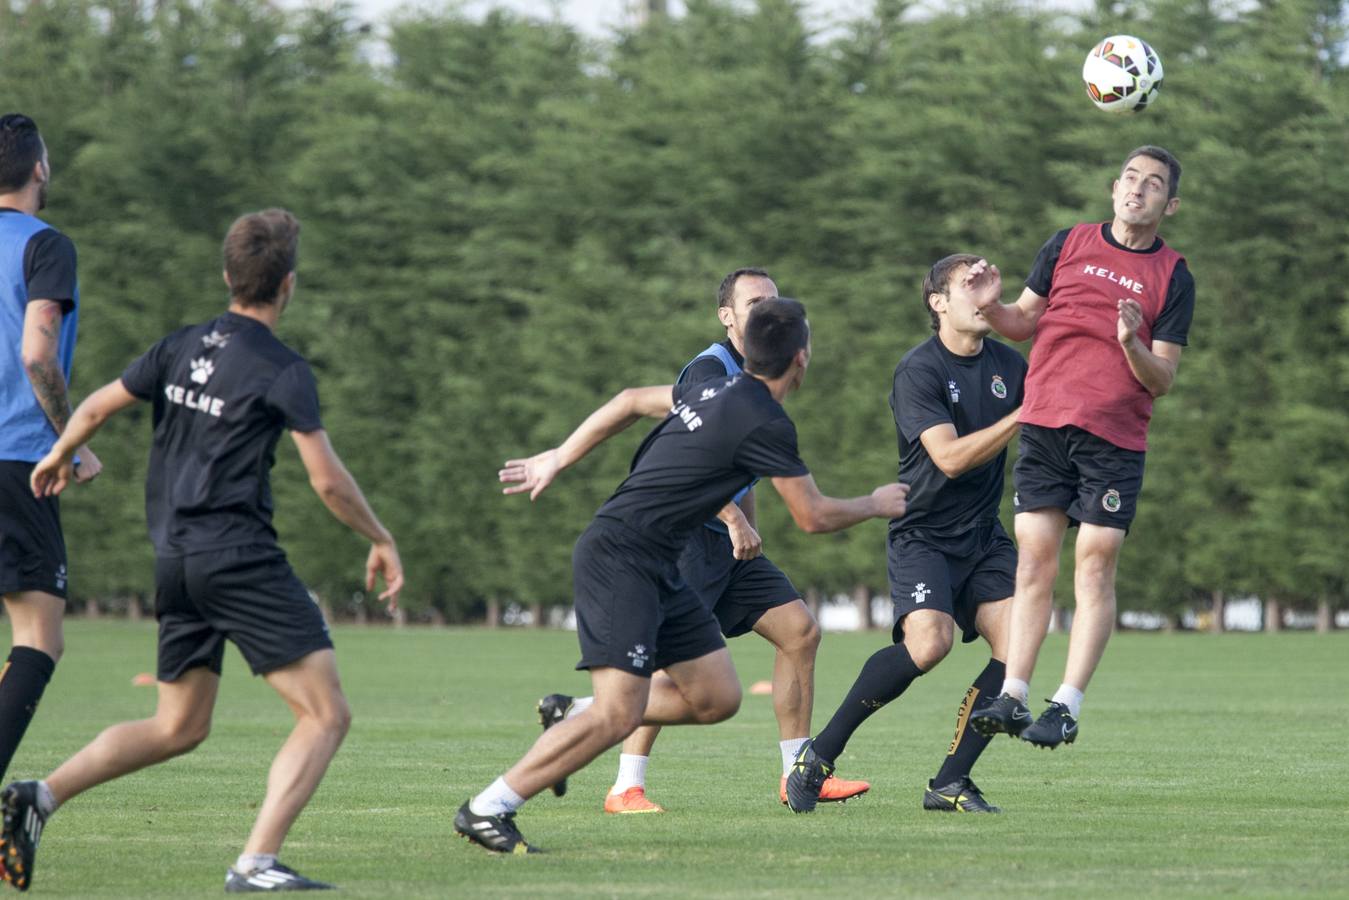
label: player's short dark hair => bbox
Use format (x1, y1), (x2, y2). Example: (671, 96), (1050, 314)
(744, 297), (809, 378)
(1122, 145), (1182, 198)
(223, 209), (300, 307)
(921, 253), (983, 333)
(717, 267), (773, 308)
(0, 114), (45, 193)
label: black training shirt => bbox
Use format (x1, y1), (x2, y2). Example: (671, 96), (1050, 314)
(890, 335), (1027, 538)
(595, 374), (809, 554)
(1026, 224), (1195, 345)
(679, 339), (743, 387)
(121, 311), (323, 556)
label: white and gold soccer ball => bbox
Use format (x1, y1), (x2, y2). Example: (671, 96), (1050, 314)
(1082, 35), (1164, 113)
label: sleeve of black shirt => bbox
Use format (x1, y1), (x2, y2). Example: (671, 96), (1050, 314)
(734, 417), (810, 478)
(24, 229), (77, 313)
(1151, 260), (1195, 346)
(266, 360), (324, 433)
(893, 362), (953, 443)
(120, 338), (170, 401)
(677, 355), (730, 388)
(1024, 228), (1071, 298)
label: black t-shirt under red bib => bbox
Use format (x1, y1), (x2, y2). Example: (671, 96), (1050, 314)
(1022, 222), (1193, 452)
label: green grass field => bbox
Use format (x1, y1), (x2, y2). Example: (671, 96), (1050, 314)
(4, 621), (1347, 898)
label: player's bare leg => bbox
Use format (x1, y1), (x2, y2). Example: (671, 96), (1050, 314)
(752, 600), (819, 740)
(1061, 524), (1125, 694)
(241, 649), (350, 857)
(607, 699), (664, 813)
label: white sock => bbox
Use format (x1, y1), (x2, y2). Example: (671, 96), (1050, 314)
(235, 853), (277, 875)
(568, 697), (594, 718)
(469, 777), (526, 817)
(1000, 678), (1030, 702)
(1051, 684), (1084, 719)
(780, 738), (808, 776)
(611, 754), (648, 793)
(34, 781), (57, 819)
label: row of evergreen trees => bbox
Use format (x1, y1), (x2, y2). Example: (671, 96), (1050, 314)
(2, 0), (1344, 622)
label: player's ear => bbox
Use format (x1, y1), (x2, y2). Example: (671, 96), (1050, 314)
(927, 291), (945, 317)
(717, 305), (734, 329)
(1163, 196), (1180, 216)
(222, 270), (232, 290)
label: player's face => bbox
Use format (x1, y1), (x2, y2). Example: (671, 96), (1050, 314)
(720, 275), (778, 349)
(937, 266), (992, 337)
(1112, 156), (1178, 227)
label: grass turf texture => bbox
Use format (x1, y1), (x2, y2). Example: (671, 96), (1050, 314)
(3, 621), (1346, 898)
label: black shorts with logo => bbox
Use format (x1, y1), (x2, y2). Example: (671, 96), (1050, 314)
(155, 543), (333, 681)
(572, 519), (727, 678)
(678, 526), (800, 638)
(1013, 424), (1146, 530)
(0, 461), (68, 599)
(888, 520), (1016, 644)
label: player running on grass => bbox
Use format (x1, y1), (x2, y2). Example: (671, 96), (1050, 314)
(0, 209), (403, 893)
(537, 268), (868, 815)
(969, 146), (1195, 748)
(457, 299), (907, 854)
(786, 255), (1027, 814)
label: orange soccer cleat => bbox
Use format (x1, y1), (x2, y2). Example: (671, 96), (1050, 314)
(779, 774), (870, 806)
(604, 786), (665, 814)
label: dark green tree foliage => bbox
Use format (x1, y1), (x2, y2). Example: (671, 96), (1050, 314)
(2, 0), (1343, 618)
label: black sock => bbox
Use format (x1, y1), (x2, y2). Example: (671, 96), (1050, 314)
(933, 658), (1005, 786)
(0, 647), (57, 782)
(812, 644), (923, 763)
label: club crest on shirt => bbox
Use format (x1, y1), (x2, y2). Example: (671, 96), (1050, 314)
(948, 380), (960, 404)
(991, 375), (1008, 399)
(1102, 489), (1122, 513)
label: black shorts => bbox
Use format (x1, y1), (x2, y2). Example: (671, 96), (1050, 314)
(888, 521), (1016, 644)
(0, 461), (68, 599)
(155, 543), (333, 682)
(1013, 424), (1146, 530)
(572, 519), (727, 678)
(679, 526), (800, 638)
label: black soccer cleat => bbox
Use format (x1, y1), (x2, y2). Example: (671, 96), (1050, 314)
(1021, 701), (1079, 749)
(922, 776), (1002, 813)
(224, 862), (334, 892)
(0, 781), (46, 892)
(783, 739), (835, 814)
(536, 693), (574, 797)
(454, 801), (541, 855)
(969, 692), (1033, 738)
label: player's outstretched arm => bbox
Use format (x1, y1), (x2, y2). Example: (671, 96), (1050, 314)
(920, 408), (1022, 480)
(23, 298), (103, 484)
(771, 474), (909, 534)
(30, 379), (137, 497)
(974, 276), (1048, 343)
(292, 429), (404, 605)
(1118, 299), (1182, 396)
(499, 385), (675, 501)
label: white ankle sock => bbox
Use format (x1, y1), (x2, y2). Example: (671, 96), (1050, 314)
(235, 853), (277, 875)
(1000, 678), (1030, 702)
(470, 777), (525, 817)
(34, 781), (56, 818)
(611, 754), (648, 793)
(569, 697), (594, 718)
(780, 738), (808, 776)
(1051, 684), (1084, 719)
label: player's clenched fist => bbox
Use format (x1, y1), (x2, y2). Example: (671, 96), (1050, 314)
(871, 482), (910, 519)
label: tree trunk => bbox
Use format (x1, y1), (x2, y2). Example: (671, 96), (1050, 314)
(853, 583), (873, 631)
(485, 596), (501, 628)
(127, 594), (144, 622)
(531, 601), (545, 628)
(1263, 597), (1282, 632)
(1316, 599), (1332, 634)
(390, 605), (407, 628)
(1209, 590), (1225, 634)
(84, 597), (100, 619)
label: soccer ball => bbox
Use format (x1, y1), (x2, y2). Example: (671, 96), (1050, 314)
(1082, 35), (1163, 113)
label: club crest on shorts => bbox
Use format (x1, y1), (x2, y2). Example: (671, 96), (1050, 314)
(1102, 489), (1122, 513)
(991, 375), (1008, 399)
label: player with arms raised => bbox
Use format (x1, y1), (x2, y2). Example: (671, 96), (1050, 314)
(970, 146), (1195, 747)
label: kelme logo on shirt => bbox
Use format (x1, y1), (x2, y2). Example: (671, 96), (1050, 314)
(189, 357), (215, 385)
(201, 330), (231, 349)
(991, 375), (1008, 399)
(948, 380), (961, 404)
(1102, 489), (1122, 513)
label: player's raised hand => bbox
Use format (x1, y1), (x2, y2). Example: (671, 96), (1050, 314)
(1117, 298), (1144, 345)
(963, 258), (1003, 311)
(73, 444), (102, 484)
(500, 449), (561, 501)
(870, 482), (910, 519)
(30, 448), (75, 498)
(366, 540), (404, 608)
